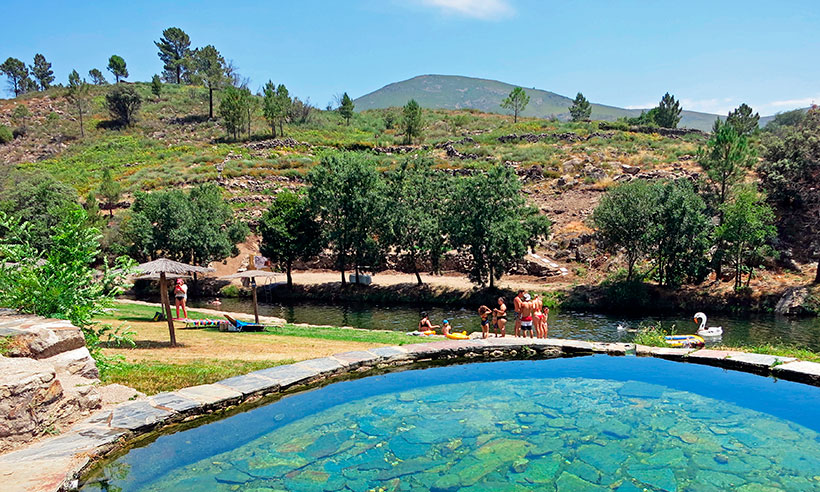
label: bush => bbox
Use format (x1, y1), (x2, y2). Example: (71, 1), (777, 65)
(633, 322), (671, 347)
(0, 124), (12, 144)
(106, 84), (142, 126)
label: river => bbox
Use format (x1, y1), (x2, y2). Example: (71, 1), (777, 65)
(188, 298), (820, 351)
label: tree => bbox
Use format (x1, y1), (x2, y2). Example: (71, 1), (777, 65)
(0, 172), (81, 250)
(66, 70), (90, 137)
(307, 152), (384, 286)
(126, 183), (248, 267)
(0, 57), (29, 96)
(98, 168), (122, 218)
(765, 109), (806, 134)
(402, 99), (423, 144)
(88, 68), (107, 85)
(654, 92), (682, 128)
(569, 92), (592, 122)
(726, 103), (759, 136)
(219, 85), (249, 140)
(107, 55), (128, 83)
(500, 87), (530, 123)
(259, 191), (322, 288)
(339, 92), (354, 125)
(383, 159), (451, 285)
(30, 54), (54, 90)
(191, 45), (227, 119)
(151, 74), (162, 100)
(716, 186), (776, 290)
(449, 165), (550, 287)
(649, 180), (712, 286)
(760, 106), (820, 283)
(262, 81), (278, 137)
(289, 97), (313, 125)
(698, 119), (756, 207)
(105, 84), (142, 126)
(592, 180), (658, 281)
(155, 27), (191, 84)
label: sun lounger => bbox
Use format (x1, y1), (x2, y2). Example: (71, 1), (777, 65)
(223, 315), (265, 332)
(183, 318), (230, 330)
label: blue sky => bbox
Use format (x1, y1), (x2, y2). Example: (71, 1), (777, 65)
(2, 0), (818, 115)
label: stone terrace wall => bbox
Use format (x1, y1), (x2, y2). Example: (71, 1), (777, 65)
(0, 310), (101, 453)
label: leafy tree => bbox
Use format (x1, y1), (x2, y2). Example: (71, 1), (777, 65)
(500, 87), (530, 123)
(219, 85), (249, 140)
(402, 99), (423, 144)
(126, 183), (248, 268)
(0, 57), (29, 96)
(259, 191), (322, 288)
(88, 68), (108, 85)
(30, 54), (54, 90)
(698, 119), (756, 207)
(449, 165), (550, 287)
(0, 172), (81, 250)
(0, 125), (12, 144)
(307, 152), (384, 286)
(155, 27), (191, 84)
(105, 84), (142, 126)
(84, 190), (103, 228)
(569, 92), (592, 122)
(274, 84), (291, 136)
(289, 97), (313, 125)
(765, 109), (806, 134)
(191, 45), (227, 119)
(66, 70), (90, 137)
(760, 106), (820, 283)
(383, 159), (451, 285)
(654, 92), (682, 128)
(625, 108), (660, 127)
(107, 55), (128, 83)
(592, 180), (658, 281)
(726, 103), (759, 136)
(151, 74), (162, 100)
(649, 180), (712, 286)
(11, 104), (30, 127)
(339, 92), (354, 125)
(98, 168), (122, 217)
(243, 86), (257, 139)
(716, 186), (776, 290)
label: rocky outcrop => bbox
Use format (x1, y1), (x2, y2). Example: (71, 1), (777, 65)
(0, 311), (102, 452)
(244, 137), (309, 151)
(775, 287), (814, 316)
(498, 132), (613, 144)
(597, 122), (708, 138)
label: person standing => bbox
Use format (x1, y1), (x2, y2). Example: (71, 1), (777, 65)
(519, 293), (535, 338)
(478, 305), (492, 339)
(534, 294), (548, 338)
(494, 297), (508, 337)
(513, 290), (525, 337)
(174, 278), (189, 319)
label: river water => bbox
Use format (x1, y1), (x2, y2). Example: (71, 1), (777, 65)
(188, 298), (820, 351)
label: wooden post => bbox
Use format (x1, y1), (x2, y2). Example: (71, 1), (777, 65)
(160, 272), (176, 346)
(251, 277), (259, 324)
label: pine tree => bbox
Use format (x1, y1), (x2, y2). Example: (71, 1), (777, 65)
(339, 92), (354, 124)
(98, 168), (122, 217)
(0, 57), (29, 96)
(500, 87), (530, 123)
(88, 68), (107, 85)
(66, 70), (89, 137)
(107, 55), (128, 83)
(30, 54), (54, 90)
(402, 99), (423, 144)
(726, 103), (759, 136)
(190, 45), (227, 119)
(151, 75), (162, 100)
(154, 27), (191, 84)
(568, 92), (592, 122)
(654, 92), (682, 128)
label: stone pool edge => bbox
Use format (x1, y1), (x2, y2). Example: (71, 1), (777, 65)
(2, 337), (820, 492)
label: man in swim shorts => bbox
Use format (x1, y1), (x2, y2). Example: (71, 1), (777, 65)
(519, 293), (534, 338)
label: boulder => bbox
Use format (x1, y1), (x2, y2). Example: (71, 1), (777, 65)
(41, 347), (99, 379)
(775, 287), (812, 316)
(621, 163), (640, 175)
(0, 356), (62, 445)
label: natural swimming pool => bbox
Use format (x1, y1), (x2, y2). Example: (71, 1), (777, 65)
(80, 356), (820, 491)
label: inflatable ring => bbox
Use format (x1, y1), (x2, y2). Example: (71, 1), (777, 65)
(664, 334), (705, 348)
(446, 331), (470, 340)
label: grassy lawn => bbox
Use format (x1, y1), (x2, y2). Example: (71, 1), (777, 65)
(96, 301), (434, 394)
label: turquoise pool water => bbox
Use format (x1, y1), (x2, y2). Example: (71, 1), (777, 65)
(81, 357), (820, 491)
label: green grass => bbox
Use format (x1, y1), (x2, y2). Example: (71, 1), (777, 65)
(716, 343), (820, 363)
(105, 359), (294, 395)
(257, 324), (434, 346)
(106, 301), (214, 322)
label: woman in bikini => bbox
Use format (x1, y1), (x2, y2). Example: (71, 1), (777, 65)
(533, 295), (546, 338)
(494, 297), (508, 337)
(478, 305), (492, 339)
(418, 312), (440, 333)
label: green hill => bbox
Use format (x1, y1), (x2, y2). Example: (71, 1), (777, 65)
(355, 74), (724, 131)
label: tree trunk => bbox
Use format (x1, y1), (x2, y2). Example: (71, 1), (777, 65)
(271, 123), (276, 138)
(815, 261), (820, 284)
(252, 281), (259, 324)
(159, 273), (176, 347)
(77, 103), (84, 138)
(208, 87), (214, 119)
(247, 106), (251, 138)
(489, 263), (495, 289)
(414, 267), (422, 286)
(176, 66), (181, 84)
(279, 119), (284, 137)
(286, 260), (293, 289)
(340, 268), (346, 286)
(355, 264), (360, 284)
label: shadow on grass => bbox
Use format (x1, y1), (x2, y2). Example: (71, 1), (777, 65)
(101, 340), (188, 350)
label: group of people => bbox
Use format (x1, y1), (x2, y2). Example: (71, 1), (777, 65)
(478, 290), (549, 339)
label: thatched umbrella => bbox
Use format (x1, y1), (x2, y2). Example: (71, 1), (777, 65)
(219, 270), (278, 324)
(134, 258), (214, 346)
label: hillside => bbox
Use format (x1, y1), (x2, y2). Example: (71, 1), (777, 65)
(356, 75), (726, 131)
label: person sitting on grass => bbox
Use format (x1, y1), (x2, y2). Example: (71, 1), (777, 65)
(174, 278), (188, 320)
(478, 305), (492, 339)
(418, 312), (440, 333)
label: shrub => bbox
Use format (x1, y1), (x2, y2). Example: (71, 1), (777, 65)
(106, 84), (142, 126)
(633, 322), (670, 347)
(0, 124), (12, 144)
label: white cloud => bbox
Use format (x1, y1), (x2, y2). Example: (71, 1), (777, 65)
(624, 103), (655, 110)
(418, 0), (514, 20)
(679, 97), (735, 115)
(766, 97), (818, 109)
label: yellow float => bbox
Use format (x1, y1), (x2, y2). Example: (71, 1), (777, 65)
(446, 331), (470, 340)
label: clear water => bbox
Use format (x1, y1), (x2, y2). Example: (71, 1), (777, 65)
(189, 298), (820, 351)
(82, 357), (820, 491)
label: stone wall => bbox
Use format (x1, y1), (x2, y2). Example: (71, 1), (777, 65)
(0, 310), (101, 453)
